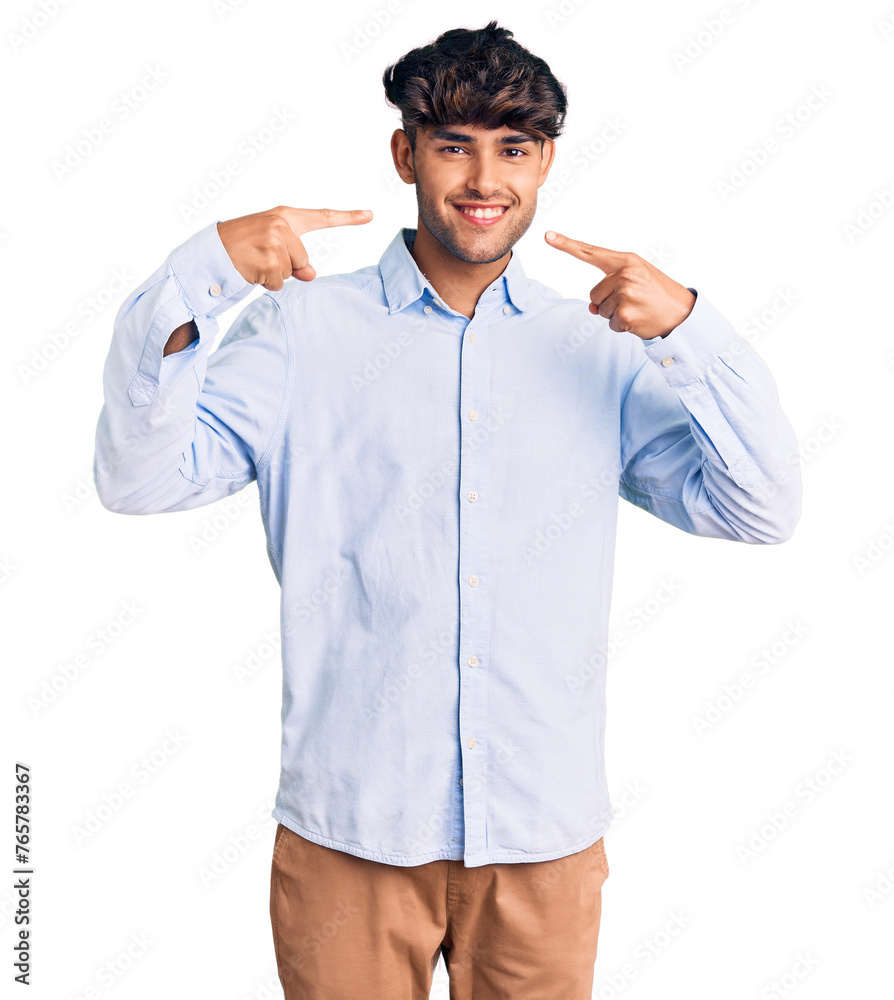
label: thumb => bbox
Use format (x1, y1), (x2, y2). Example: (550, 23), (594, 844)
(292, 263), (316, 281)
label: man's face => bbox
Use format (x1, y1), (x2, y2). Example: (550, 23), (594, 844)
(403, 123), (555, 264)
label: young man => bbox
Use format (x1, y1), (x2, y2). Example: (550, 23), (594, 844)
(94, 20), (801, 1000)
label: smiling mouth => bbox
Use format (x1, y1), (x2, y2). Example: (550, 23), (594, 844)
(453, 204), (508, 225)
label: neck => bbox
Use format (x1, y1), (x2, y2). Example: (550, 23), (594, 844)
(409, 219), (511, 320)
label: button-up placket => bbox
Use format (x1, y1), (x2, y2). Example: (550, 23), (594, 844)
(382, 228), (530, 865)
(421, 279), (517, 865)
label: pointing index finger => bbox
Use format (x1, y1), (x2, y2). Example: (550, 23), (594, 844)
(283, 206), (374, 235)
(545, 230), (626, 271)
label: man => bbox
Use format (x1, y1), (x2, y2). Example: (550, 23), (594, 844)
(94, 19), (801, 1000)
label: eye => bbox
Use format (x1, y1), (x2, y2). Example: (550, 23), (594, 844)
(438, 146), (527, 157)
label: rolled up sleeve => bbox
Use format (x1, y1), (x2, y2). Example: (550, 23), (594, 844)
(619, 288), (802, 543)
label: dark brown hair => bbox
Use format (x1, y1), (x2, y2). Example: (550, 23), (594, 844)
(382, 20), (568, 155)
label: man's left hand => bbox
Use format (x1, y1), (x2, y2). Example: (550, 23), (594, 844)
(545, 230), (696, 340)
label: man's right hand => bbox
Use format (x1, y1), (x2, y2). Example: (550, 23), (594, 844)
(216, 205), (374, 291)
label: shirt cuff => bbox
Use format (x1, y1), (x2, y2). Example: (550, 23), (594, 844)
(641, 287), (740, 388)
(167, 220), (253, 321)
(133, 223), (255, 401)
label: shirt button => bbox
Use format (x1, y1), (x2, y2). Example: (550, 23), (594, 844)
(467, 655), (479, 667)
(503, 305), (511, 314)
(467, 491), (478, 502)
(468, 331), (477, 343)
(209, 283), (222, 296)
(459, 777), (463, 786)
(424, 305), (433, 314)
(468, 409), (478, 421)
(434, 298), (445, 309)
(468, 575), (479, 587)
(661, 357), (675, 367)
(467, 737), (477, 749)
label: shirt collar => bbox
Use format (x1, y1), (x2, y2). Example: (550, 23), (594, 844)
(379, 226), (531, 315)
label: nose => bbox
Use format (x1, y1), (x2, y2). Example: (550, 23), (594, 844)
(463, 154), (502, 199)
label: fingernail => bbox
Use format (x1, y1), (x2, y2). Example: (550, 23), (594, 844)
(545, 230), (557, 241)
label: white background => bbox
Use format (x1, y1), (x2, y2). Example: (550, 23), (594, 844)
(2, 0), (893, 997)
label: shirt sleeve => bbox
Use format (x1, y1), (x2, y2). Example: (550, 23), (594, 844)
(93, 220), (293, 515)
(618, 288), (801, 543)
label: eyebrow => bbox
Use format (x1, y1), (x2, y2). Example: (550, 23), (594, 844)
(426, 127), (539, 146)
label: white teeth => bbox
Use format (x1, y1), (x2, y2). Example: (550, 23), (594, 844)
(459, 206), (506, 219)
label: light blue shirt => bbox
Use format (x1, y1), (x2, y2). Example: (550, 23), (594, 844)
(94, 221), (801, 868)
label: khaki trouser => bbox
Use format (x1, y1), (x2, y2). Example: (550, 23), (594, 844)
(270, 822), (609, 999)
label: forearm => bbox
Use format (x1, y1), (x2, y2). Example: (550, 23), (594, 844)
(163, 319), (199, 356)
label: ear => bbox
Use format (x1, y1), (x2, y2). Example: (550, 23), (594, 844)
(537, 139), (557, 189)
(390, 128), (416, 185)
